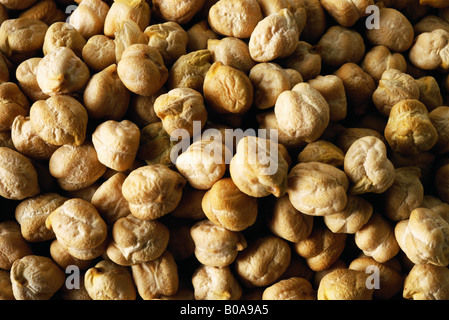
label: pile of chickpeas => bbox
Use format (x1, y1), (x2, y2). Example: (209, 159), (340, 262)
(1, 0), (449, 301)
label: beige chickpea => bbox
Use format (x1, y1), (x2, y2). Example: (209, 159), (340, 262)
(15, 193), (67, 242)
(320, 0), (373, 27)
(16, 58), (49, 102)
(168, 49), (212, 92)
(235, 235), (291, 288)
(420, 0), (449, 8)
(190, 219), (247, 267)
(60, 275), (92, 301)
(415, 76), (443, 112)
(299, 0), (327, 42)
(334, 63), (376, 116)
(280, 41), (321, 82)
(82, 35), (116, 72)
(336, 127), (386, 153)
(85, 260), (136, 300)
(319, 26), (365, 68)
(0, 221), (33, 270)
(117, 44), (168, 97)
(69, 0), (109, 39)
(208, 0), (262, 38)
(92, 120), (140, 172)
(208, 37), (255, 74)
(287, 162), (349, 216)
(11, 115), (58, 161)
(144, 22), (188, 66)
(267, 194), (313, 243)
(249, 9), (299, 62)
(121, 164), (186, 220)
(372, 69), (420, 117)
(137, 122), (177, 166)
(11, 255), (65, 300)
(18, 0), (65, 25)
(344, 136), (395, 194)
(42, 22), (86, 58)
(0, 18), (48, 63)
(421, 195), (449, 219)
(114, 20), (148, 63)
(361, 45), (407, 83)
(202, 177), (258, 232)
(36, 47), (90, 96)
(409, 29), (449, 71)
(152, 0), (205, 25)
(106, 214), (169, 266)
(103, 0), (151, 38)
(203, 61), (253, 115)
(414, 15), (449, 35)
(323, 194), (373, 234)
(154, 87), (208, 138)
(0, 147), (40, 200)
(383, 167), (423, 222)
(430, 106), (449, 154)
(83, 64), (130, 120)
(396, 207), (449, 266)
(355, 213), (400, 263)
(127, 88), (166, 127)
(308, 75), (347, 122)
(131, 250), (178, 300)
(49, 239), (94, 271)
(365, 7), (414, 52)
(297, 139), (345, 167)
(49, 142), (107, 191)
(230, 136), (290, 198)
(384, 99), (438, 155)
(262, 277), (316, 300)
(249, 62), (302, 110)
(186, 20), (220, 52)
(0, 0), (38, 9)
(317, 268), (373, 300)
(0, 269), (14, 300)
(275, 82), (329, 143)
(403, 264), (449, 300)
(349, 256), (404, 300)
(0, 82), (30, 132)
(192, 265), (242, 300)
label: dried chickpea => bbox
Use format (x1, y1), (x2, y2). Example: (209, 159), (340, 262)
(234, 235), (291, 288)
(103, 0), (151, 38)
(208, 37), (255, 74)
(409, 29), (449, 71)
(208, 0), (263, 38)
(297, 139), (344, 167)
(430, 106), (449, 154)
(82, 35), (116, 72)
(414, 15), (449, 35)
(248, 9), (300, 62)
(384, 99), (438, 155)
(121, 164), (186, 220)
(106, 214), (169, 266)
(92, 120), (140, 172)
(69, 0), (109, 39)
(0, 82), (30, 132)
(10, 255), (65, 300)
(420, 0), (449, 8)
(361, 45), (407, 83)
(117, 44), (168, 97)
(192, 265), (242, 300)
(0, 0), (38, 10)
(18, 0), (65, 25)
(249, 62), (302, 110)
(14, 192), (67, 242)
(280, 41), (321, 82)
(36, 47), (90, 96)
(154, 87), (207, 138)
(0, 147), (40, 200)
(415, 76), (443, 111)
(0, 221), (33, 270)
(186, 20), (220, 52)
(42, 22), (86, 58)
(336, 127), (386, 153)
(308, 75), (347, 122)
(262, 277), (316, 300)
(343, 136), (395, 194)
(85, 260), (137, 300)
(203, 61), (253, 115)
(131, 250), (178, 300)
(167, 223), (195, 261)
(152, 0), (205, 25)
(48, 142), (107, 191)
(230, 136), (289, 198)
(372, 69), (420, 117)
(127, 88), (166, 127)
(114, 20), (148, 63)
(190, 219), (247, 267)
(49, 239), (94, 271)
(287, 162), (349, 216)
(320, 0), (373, 27)
(137, 121), (176, 166)
(170, 185), (206, 220)
(317, 268), (373, 300)
(16, 58), (49, 102)
(60, 276), (92, 301)
(0, 18), (48, 63)
(202, 177), (258, 232)
(435, 163), (449, 204)
(0, 269), (14, 300)
(267, 194), (314, 243)
(168, 49), (212, 92)
(300, 0), (327, 43)
(403, 264), (449, 300)
(396, 207), (449, 266)
(275, 82), (330, 143)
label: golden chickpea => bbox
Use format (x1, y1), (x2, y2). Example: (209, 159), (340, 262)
(308, 75), (347, 122)
(297, 139), (345, 167)
(403, 264), (449, 300)
(0, 82), (30, 132)
(42, 22), (86, 58)
(0, 0), (38, 9)
(127, 88), (166, 127)
(320, 0), (373, 27)
(208, 37), (255, 74)
(300, 0), (327, 43)
(49, 239), (94, 271)
(82, 35), (116, 72)
(18, 0), (65, 25)
(16, 58), (49, 102)
(280, 41), (321, 81)
(103, 0), (151, 38)
(262, 277), (316, 300)
(114, 20), (148, 63)
(361, 45), (407, 83)
(317, 268), (374, 300)
(336, 127), (386, 153)
(0, 221), (33, 270)
(69, 0), (109, 39)
(192, 265), (242, 300)
(152, 0), (205, 25)
(415, 76), (444, 111)
(430, 106), (449, 154)
(137, 121), (177, 166)
(409, 28), (449, 71)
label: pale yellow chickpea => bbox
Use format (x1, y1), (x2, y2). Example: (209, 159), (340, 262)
(0, 82), (30, 132)
(208, 37), (255, 74)
(0, 221), (33, 270)
(262, 277), (316, 300)
(320, 0), (373, 27)
(280, 41), (321, 81)
(69, 0), (109, 39)
(186, 20), (220, 52)
(317, 268), (373, 300)
(152, 0), (205, 25)
(308, 75), (347, 122)
(114, 20), (148, 63)
(82, 35), (116, 72)
(403, 264), (449, 300)
(103, 0), (151, 38)
(18, 0), (65, 25)
(415, 76), (443, 111)
(15, 58), (49, 102)
(361, 45), (407, 83)
(42, 22), (86, 58)
(192, 265), (242, 300)
(409, 29), (449, 71)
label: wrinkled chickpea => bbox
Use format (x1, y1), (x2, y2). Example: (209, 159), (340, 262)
(192, 265), (242, 300)
(103, 0), (150, 38)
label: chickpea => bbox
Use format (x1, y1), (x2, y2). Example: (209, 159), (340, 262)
(317, 268), (373, 300)
(262, 277), (316, 300)
(18, 0), (65, 25)
(409, 29), (449, 71)
(114, 20), (148, 63)
(103, 0), (151, 38)
(415, 75), (444, 111)
(301, 0), (327, 43)
(361, 45), (407, 83)
(152, 0), (205, 25)
(320, 0), (373, 27)
(297, 139), (345, 167)
(49, 239), (93, 271)
(137, 121), (177, 166)
(0, 82), (30, 132)
(280, 41), (321, 81)
(0, 221), (33, 270)
(82, 35), (116, 72)
(430, 106), (449, 154)
(192, 265), (242, 300)
(0, 269), (14, 300)
(186, 20), (220, 52)
(42, 22), (86, 58)
(403, 264), (449, 300)
(16, 58), (49, 102)
(208, 37), (255, 74)
(127, 88), (166, 127)
(308, 75), (347, 122)
(336, 127), (386, 153)
(69, 0), (109, 39)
